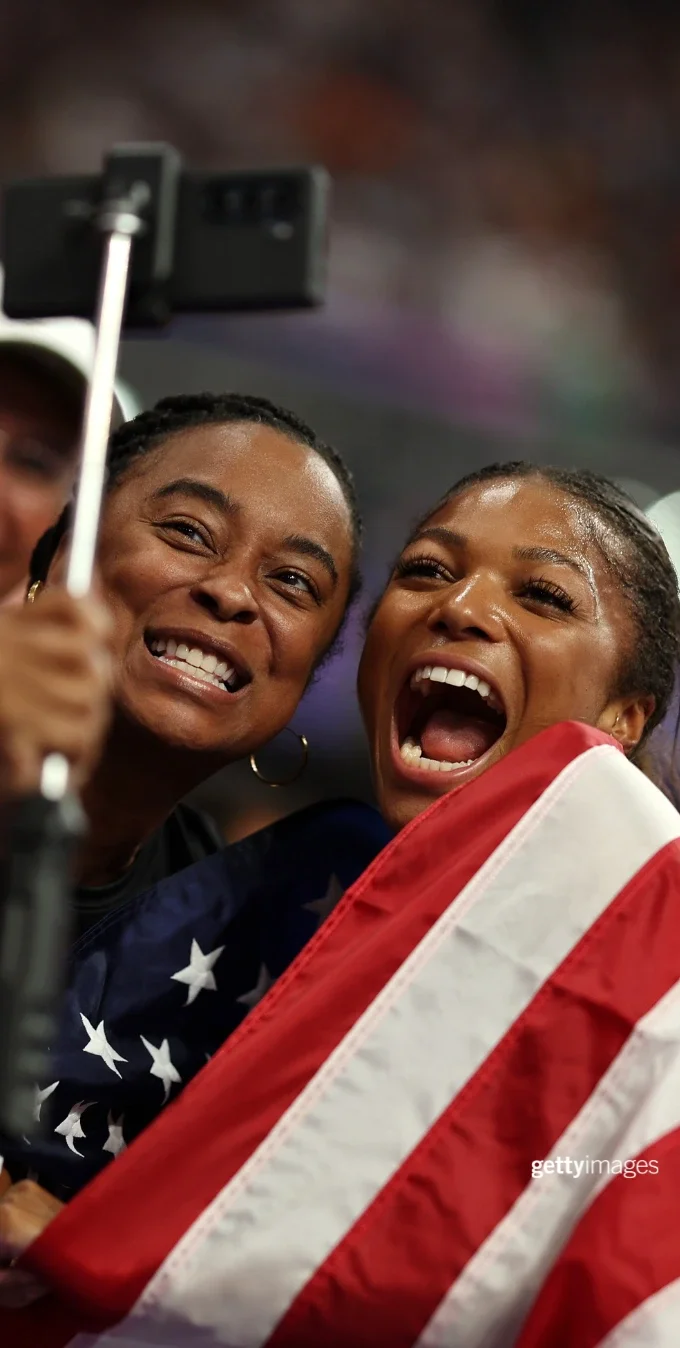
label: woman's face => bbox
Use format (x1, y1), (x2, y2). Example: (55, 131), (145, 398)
(359, 476), (654, 831)
(0, 356), (80, 602)
(50, 422), (353, 765)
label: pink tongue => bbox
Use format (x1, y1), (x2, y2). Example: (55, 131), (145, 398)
(420, 709), (499, 764)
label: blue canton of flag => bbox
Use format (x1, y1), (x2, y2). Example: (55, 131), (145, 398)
(0, 799), (390, 1199)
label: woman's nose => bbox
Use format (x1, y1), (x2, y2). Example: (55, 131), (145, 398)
(427, 575), (504, 643)
(190, 570), (259, 625)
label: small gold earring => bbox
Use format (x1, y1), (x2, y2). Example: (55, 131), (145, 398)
(250, 730), (309, 788)
(26, 581), (43, 604)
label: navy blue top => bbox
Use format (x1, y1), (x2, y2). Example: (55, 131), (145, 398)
(0, 798), (390, 1199)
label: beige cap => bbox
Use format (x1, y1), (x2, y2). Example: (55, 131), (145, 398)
(0, 266), (141, 426)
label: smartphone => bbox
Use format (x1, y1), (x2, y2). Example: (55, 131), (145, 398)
(1, 163), (329, 326)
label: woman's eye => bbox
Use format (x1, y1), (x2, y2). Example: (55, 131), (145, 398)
(162, 521), (210, 547)
(274, 569), (317, 598)
(5, 439), (68, 483)
(520, 579), (576, 613)
(394, 555), (452, 582)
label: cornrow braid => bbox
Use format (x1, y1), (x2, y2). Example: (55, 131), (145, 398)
(30, 393), (363, 620)
(414, 462), (680, 754)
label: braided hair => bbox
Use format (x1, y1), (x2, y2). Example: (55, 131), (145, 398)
(416, 462), (680, 758)
(30, 392), (363, 621)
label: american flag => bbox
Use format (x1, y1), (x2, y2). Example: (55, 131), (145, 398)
(0, 798), (390, 1202)
(5, 722), (680, 1347)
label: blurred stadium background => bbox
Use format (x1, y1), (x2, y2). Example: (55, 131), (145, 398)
(3, 0), (680, 834)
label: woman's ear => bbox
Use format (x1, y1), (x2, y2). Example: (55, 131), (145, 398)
(600, 693), (656, 753)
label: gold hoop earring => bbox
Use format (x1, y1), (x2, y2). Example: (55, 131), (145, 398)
(26, 581), (43, 604)
(250, 730), (309, 788)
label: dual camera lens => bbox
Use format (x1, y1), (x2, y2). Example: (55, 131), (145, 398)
(202, 177), (300, 234)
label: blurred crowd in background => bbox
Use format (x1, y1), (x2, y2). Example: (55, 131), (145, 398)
(2, 0), (680, 836)
(3, 0), (680, 432)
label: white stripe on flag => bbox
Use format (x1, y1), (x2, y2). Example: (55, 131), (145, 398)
(86, 747), (680, 1348)
(596, 1277), (680, 1347)
(416, 976), (680, 1348)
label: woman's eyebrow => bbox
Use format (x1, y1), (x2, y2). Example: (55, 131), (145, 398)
(408, 530), (590, 581)
(283, 534), (338, 586)
(512, 545), (591, 583)
(150, 479), (240, 516)
(405, 526), (465, 550)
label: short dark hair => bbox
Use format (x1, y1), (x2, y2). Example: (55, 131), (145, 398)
(399, 461), (680, 755)
(30, 392), (363, 657)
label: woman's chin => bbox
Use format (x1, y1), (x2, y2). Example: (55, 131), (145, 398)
(113, 685), (238, 761)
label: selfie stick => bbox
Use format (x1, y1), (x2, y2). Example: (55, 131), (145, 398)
(0, 146), (180, 1138)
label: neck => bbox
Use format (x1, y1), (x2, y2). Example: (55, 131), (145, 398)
(77, 712), (222, 888)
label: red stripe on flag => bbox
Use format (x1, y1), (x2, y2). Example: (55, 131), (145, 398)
(267, 840), (680, 1347)
(515, 1128), (680, 1348)
(2, 724), (610, 1346)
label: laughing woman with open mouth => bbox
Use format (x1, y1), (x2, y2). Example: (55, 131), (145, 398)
(359, 461), (673, 825)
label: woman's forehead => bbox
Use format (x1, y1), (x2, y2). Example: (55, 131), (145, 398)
(111, 421), (351, 543)
(427, 476), (614, 560)
(131, 422), (307, 483)
(124, 423), (333, 501)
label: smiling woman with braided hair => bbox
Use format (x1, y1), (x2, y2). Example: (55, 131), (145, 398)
(0, 390), (389, 1304)
(27, 390), (366, 902)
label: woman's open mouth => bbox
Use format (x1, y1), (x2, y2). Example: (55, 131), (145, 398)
(392, 662), (507, 782)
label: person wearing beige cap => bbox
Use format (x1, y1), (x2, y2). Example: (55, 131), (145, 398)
(0, 272), (140, 605)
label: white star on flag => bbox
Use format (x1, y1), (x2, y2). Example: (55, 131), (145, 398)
(303, 873), (344, 927)
(103, 1111), (127, 1157)
(55, 1101), (94, 1157)
(171, 938), (225, 1006)
(140, 1035), (181, 1104)
(81, 1014), (128, 1078)
(33, 1081), (59, 1122)
(236, 962), (273, 1010)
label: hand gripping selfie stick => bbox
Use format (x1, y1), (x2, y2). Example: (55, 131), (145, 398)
(0, 148), (181, 1137)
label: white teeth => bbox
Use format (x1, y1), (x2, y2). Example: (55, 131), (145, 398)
(159, 658), (226, 690)
(151, 638), (237, 688)
(399, 740), (474, 772)
(409, 664), (503, 715)
(400, 737), (423, 762)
